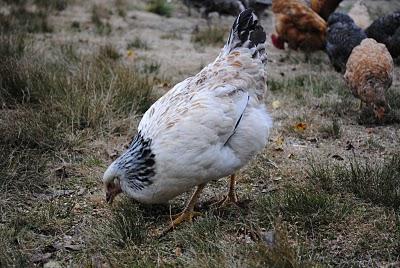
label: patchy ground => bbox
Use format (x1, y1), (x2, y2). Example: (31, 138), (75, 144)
(1, 0), (400, 267)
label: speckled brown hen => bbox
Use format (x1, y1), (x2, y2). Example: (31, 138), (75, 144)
(344, 38), (394, 120)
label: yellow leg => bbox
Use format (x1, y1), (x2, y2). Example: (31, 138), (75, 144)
(167, 183), (206, 230)
(214, 174), (239, 207)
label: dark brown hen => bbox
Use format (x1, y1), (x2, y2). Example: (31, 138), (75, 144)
(365, 11), (400, 59)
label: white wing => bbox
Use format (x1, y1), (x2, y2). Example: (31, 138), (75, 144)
(138, 83), (251, 179)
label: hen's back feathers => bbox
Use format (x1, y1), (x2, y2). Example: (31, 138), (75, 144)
(365, 11), (400, 58)
(326, 12), (366, 73)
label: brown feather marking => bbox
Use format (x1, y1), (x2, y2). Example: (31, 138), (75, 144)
(232, 61), (243, 68)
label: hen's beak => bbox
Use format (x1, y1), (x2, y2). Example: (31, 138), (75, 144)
(105, 181), (122, 204)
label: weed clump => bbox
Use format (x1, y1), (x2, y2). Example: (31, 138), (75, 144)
(91, 4), (112, 35)
(0, 6), (52, 33)
(147, 0), (173, 17)
(308, 154), (400, 209)
(255, 188), (351, 232)
(127, 37), (150, 50)
(319, 118), (341, 139)
(191, 26), (227, 47)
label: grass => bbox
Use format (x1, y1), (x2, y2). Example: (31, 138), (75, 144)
(115, 0), (128, 17)
(191, 26), (227, 47)
(308, 154), (400, 209)
(34, 0), (70, 11)
(268, 74), (348, 98)
(98, 44), (121, 60)
(255, 188), (351, 232)
(318, 118), (341, 139)
(127, 37), (150, 50)
(146, 0), (173, 17)
(0, 29), (164, 265)
(104, 200), (147, 247)
(91, 4), (112, 35)
(0, 6), (52, 33)
(160, 32), (182, 40)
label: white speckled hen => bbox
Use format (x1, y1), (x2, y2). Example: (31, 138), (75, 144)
(103, 10), (272, 228)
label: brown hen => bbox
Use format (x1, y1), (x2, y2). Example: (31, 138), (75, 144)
(271, 0), (327, 52)
(344, 38), (394, 120)
(306, 0), (343, 21)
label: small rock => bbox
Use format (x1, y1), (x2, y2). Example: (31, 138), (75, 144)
(261, 230), (276, 247)
(31, 252), (52, 263)
(43, 260), (62, 268)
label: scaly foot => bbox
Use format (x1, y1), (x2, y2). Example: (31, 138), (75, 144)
(161, 210), (203, 235)
(213, 192), (239, 207)
(170, 210), (202, 226)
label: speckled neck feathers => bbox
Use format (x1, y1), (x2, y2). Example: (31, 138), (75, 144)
(116, 133), (156, 191)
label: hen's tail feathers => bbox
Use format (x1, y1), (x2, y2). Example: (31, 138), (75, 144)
(222, 9), (267, 62)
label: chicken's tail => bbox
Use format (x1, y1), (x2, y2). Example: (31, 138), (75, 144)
(222, 9), (266, 62)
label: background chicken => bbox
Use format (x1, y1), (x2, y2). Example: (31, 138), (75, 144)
(305, 0), (343, 21)
(247, 0), (272, 17)
(344, 38), (394, 120)
(103, 10), (272, 229)
(183, 0), (271, 18)
(326, 12), (367, 73)
(365, 11), (400, 59)
(183, 0), (246, 18)
(271, 0), (327, 52)
(347, 0), (372, 29)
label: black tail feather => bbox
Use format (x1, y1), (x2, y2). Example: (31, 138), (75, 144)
(224, 9), (266, 54)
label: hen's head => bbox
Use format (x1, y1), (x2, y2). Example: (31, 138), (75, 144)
(327, 12), (355, 26)
(103, 162), (123, 204)
(271, 34), (285, 50)
(372, 99), (389, 121)
(102, 133), (156, 204)
(366, 79), (390, 121)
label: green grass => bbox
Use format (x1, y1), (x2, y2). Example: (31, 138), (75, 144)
(115, 0), (128, 17)
(146, 0), (173, 17)
(0, 30), (164, 266)
(318, 118), (341, 139)
(127, 37), (150, 50)
(268, 74), (348, 98)
(191, 26), (227, 47)
(160, 32), (182, 40)
(255, 188), (351, 232)
(0, 6), (52, 33)
(98, 44), (121, 60)
(308, 154), (400, 209)
(91, 4), (112, 35)
(34, 0), (70, 11)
